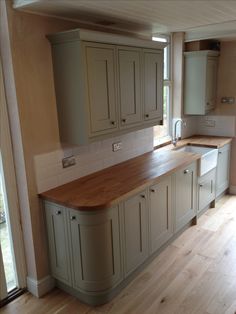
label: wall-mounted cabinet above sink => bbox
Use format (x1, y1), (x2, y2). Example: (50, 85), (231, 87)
(175, 145), (218, 176)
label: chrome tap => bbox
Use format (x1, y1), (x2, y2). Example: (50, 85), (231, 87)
(172, 119), (186, 147)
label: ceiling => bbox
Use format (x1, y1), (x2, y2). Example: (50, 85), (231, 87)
(13, 0), (236, 41)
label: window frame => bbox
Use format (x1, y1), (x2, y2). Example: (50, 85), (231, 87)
(152, 34), (172, 148)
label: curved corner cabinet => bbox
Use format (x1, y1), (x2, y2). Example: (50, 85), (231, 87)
(44, 161), (198, 305)
(47, 29), (164, 145)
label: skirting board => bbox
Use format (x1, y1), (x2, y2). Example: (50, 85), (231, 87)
(230, 185), (236, 195)
(27, 275), (55, 297)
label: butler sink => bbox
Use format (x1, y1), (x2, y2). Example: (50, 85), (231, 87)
(175, 145), (218, 176)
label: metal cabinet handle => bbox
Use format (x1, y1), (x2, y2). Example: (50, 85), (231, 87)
(206, 102), (210, 106)
(150, 189), (155, 193)
(184, 169), (189, 174)
(219, 151), (222, 154)
(140, 194), (146, 199)
(56, 210), (61, 215)
(70, 216), (76, 221)
(122, 118), (126, 123)
(199, 184), (204, 188)
(145, 114), (149, 118)
(111, 121), (116, 125)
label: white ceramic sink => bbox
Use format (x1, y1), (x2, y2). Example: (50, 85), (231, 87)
(175, 145), (218, 176)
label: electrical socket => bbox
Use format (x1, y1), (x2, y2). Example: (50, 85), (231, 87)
(204, 119), (215, 127)
(62, 155), (76, 168)
(112, 142), (122, 152)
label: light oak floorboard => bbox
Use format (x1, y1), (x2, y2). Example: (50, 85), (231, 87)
(1, 195), (236, 314)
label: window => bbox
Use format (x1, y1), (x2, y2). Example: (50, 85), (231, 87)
(152, 35), (172, 147)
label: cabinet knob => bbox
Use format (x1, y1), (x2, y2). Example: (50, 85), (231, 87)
(206, 102), (210, 106)
(122, 118), (126, 123)
(184, 169), (189, 174)
(145, 114), (149, 118)
(218, 151), (222, 154)
(199, 184), (204, 188)
(70, 216), (76, 221)
(110, 121), (116, 125)
(56, 210), (61, 215)
(140, 194), (146, 199)
(150, 189), (155, 193)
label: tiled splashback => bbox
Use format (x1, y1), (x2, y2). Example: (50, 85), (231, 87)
(196, 115), (236, 137)
(34, 128), (154, 193)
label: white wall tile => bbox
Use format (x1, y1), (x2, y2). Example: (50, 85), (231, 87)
(196, 115), (236, 137)
(34, 129), (154, 193)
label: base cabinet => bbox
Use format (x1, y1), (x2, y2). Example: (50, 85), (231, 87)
(198, 168), (216, 213)
(69, 207), (122, 292)
(216, 144), (231, 197)
(45, 203), (72, 286)
(122, 191), (148, 276)
(149, 176), (173, 254)
(174, 162), (197, 232)
(44, 161), (198, 305)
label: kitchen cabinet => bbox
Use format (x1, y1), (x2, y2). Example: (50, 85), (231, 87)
(118, 48), (142, 127)
(122, 191), (148, 276)
(143, 49), (163, 122)
(184, 50), (219, 115)
(174, 161), (197, 231)
(149, 176), (173, 254)
(85, 44), (118, 133)
(198, 168), (216, 213)
(44, 202), (72, 285)
(69, 207), (121, 292)
(216, 143), (231, 197)
(47, 29), (164, 145)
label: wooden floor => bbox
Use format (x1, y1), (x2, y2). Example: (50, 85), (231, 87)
(2, 195), (236, 314)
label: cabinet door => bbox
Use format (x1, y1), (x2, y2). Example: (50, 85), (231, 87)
(122, 191), (148, 276)
(175, 162), (197, 232)
(85, 44), (117, 134)
(216, 144), (230, 197)
(45, 202), (72, 285)
(206, 57), (218, 112)
(198, 169), (216, 212)
(143, 50), (163, 121)
(118, 48), (142, 127)
(69, 207), (121, 292)
(149, 176), (173, 254)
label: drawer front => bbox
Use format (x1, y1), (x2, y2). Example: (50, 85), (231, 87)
(198, 168), (216, 212)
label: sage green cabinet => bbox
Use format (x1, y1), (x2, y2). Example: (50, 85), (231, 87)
(149, 176), (173, 254)
(122, 191), (148, 276)
(118, 48), (142, 127)
(44, 202), (72, 285)
(198, 168), (216, 213)
(216, 144), (231, 197)
(69, 207), (122, 292)
(47, 29), (164, 145)
(174, 161), (197, 231)
(143, 49), (163, 122)
(184, 51), (219, 115)
(85, 44), (118, 133)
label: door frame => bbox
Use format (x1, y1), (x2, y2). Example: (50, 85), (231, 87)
(0, 57), (27, 290)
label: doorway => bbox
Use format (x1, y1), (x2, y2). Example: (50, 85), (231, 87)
(0, 57), (26, 306)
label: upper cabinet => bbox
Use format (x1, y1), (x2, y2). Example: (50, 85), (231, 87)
(184, 51), (219, 115)
(47, 29), (165, 145)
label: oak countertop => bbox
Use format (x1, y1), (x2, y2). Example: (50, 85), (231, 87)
(40, 135), (232, 211)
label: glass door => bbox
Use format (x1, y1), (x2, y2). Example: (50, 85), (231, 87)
(0, 170), (17, 297)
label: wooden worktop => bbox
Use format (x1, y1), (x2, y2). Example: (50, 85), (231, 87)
(40, 135), (232, 211)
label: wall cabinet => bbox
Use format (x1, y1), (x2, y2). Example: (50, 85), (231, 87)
(184, 50), (219, 115)
(174, 162), (197, 232)
(122, 191), (148, 276)
(216, 144), (231, 197)
(198, 168), (216, 213)
(47, 29), (164, 145)
(149, 176), (173, 254)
